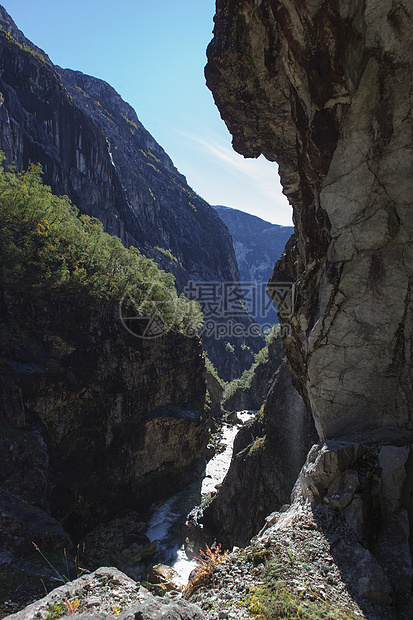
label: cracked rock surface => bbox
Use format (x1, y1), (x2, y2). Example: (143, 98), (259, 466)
(206, 0), (413, 440)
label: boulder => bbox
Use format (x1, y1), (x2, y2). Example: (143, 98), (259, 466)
(146, 564), (181, 596)
(2, 567), (205, 620)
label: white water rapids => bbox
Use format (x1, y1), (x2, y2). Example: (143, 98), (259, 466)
(144, 411), (254, 585)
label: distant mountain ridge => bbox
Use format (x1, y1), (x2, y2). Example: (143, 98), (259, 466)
(214, 205), (293, 326)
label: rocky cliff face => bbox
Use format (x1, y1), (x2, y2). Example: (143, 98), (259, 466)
(0, 289), (208, 606)
(58, 68), (238, 289)
(1, 295), (208, 530)
(206, 1), (413, 614)
(214, 205), (293, 284)
(206, 0), (413, 440)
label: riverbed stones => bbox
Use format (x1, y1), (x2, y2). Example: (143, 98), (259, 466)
(83, 513), (154, 581)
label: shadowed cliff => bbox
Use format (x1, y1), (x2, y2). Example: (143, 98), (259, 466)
(205, 1), (413, 615)
(0, 5), (264, 381)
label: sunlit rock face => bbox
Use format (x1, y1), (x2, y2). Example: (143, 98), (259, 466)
(206, 0), (413, 440)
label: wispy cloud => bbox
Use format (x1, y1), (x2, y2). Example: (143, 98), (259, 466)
(179, 130), (284, 202)
(155, 121), (292, 225)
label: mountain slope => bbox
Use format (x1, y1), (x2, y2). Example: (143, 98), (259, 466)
(0, 5), (264, 378)
(0, 6), (238, 290)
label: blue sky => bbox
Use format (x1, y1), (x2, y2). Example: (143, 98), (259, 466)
(1, 0), (293, 225)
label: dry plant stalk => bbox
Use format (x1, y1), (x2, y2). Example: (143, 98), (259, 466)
(183, 543), (230, 598)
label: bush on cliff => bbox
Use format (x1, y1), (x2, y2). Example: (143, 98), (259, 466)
(0, 155), (202, 335)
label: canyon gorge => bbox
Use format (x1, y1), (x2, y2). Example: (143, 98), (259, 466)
(1, 1), (413, 620)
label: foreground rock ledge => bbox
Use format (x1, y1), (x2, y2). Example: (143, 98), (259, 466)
(3, 567), (205, 620)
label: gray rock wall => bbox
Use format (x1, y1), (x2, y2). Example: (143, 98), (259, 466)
(206, 3), (413, 614)
(206, 0), (413, 440)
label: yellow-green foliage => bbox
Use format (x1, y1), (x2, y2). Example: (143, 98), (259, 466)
(74, 84), (89, 98)
(205, 356), (224, 387)
(248, 435), (266, 456)
(247, 553), (361, 620)
(121, 113), (138, 134)
(265, 324), (280, 343)
(223, 343), (269, 401)
(145, 162), (160, 173)
(0, 25), (49, 65)
(154, 246), (180, 265)
(148, 152), (161, 165)
(0, 155), (202, 335)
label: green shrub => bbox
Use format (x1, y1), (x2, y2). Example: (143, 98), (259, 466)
(205, 356), (224, 387)
(223, 342), (269, 402)
(154, 246), (181, 265)
(0, 155), (202, 336)
(0, 25), (50, 65)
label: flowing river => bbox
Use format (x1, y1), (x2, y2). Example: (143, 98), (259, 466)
(144, 411), (254, 585)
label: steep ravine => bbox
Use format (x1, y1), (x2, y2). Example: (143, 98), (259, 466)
(4, 1), (413, 620)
